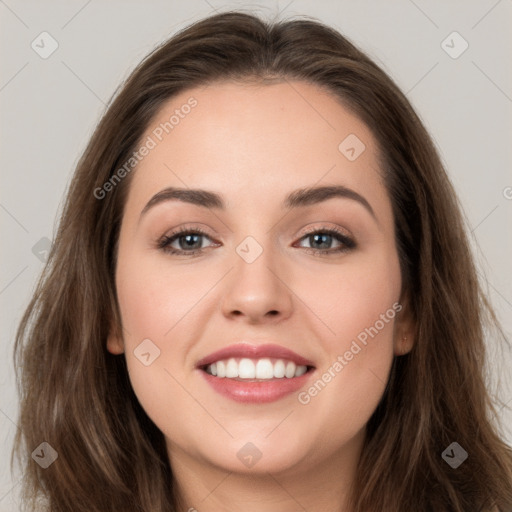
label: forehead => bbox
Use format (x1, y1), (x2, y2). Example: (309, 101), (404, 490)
(125, 80), (386, 215)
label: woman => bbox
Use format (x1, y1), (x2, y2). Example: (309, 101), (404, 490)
(12, 10), (512, 512)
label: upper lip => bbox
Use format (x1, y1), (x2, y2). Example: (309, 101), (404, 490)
(196, 343), (315, 369)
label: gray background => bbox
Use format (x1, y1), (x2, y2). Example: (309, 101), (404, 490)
(1, 0), (511, 509)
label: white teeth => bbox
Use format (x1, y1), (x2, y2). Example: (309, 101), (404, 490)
(256, 358), (274, 379)
(216, 360), (226, 378)
(273, 360), (285, 378)
(285, 361), (296, 378)
(226, 358), (238, 378)
(239, 358), (255, 378)
(294, 365), (307, 377)
(204, 358), (310, 379)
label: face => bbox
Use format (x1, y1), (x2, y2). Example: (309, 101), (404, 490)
(108, 80), (413, 478)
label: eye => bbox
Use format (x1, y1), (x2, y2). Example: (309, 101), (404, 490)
(295, 226), (356, 255)
(158, 227), (218, 256)
(157, 225), (356, 257)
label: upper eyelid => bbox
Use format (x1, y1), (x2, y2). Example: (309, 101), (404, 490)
(165, 220), (352, 235)
(163, 224), (351, 239)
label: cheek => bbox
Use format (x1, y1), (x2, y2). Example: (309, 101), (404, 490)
(295, 239), (401, 349)
(114, 254), (203, 440)
(114, 248), (222, 419)
(116, 250), (208, 339)
(295, 250), (400, 434)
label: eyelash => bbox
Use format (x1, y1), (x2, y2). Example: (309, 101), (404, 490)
(157, 225), (356, 257)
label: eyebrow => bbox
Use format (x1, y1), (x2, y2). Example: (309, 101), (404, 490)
(140, 184), (377, 221)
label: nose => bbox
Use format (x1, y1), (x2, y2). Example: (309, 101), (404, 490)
(221, 242), (294, 324)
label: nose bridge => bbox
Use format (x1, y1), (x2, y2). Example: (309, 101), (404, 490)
(221, 232), (293, 321)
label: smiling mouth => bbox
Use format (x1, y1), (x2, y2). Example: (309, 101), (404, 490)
(200, 357), (316, 381)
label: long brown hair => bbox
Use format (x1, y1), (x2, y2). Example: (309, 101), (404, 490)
(12, 10), (512, 511)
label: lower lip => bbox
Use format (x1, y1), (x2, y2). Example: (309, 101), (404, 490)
(198, 368), (315, 403)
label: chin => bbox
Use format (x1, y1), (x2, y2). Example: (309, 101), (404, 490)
(200, 433), (313, 475)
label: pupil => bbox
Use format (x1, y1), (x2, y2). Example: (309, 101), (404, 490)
(311, 233), (331, 249)
(181, 234), (201, 249)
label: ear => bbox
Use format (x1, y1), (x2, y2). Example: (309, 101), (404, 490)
(106, 321), (125, 355)
(393, 294), (415, 356)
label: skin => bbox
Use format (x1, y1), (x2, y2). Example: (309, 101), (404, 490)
(107, 80), (414, 512)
